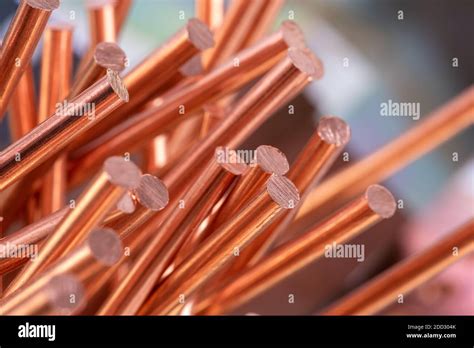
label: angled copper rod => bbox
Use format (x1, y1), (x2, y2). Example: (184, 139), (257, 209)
(198, 185), (396, 315)
(243, 116), (351, 265)
(67, 21), (307, 186)
(295, 86), (474, 230)
(213, 145), (290, 228)
(38, 23), (74, 217)
(0, 228), (122, 308)
(8, 65), (37, 141)
(196, 0), (225, 30)
(69, 42), (127, 99)
(142, 175), (300, 315)
(324, 219), (474, 315)
(4, 157), (141, 295)
(0, 69), (129, 190)
(114, 0), (133, 35)
(71, 18), (214, 151)
(88, 0), (116, 44)
(0, 0), (59, 120)
(98, 149), (245, 315)
(1, 273), (85, 315)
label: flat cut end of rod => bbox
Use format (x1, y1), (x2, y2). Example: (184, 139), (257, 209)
(103, 156), (142, 188)
(47, 274), (85, 314)
(187, 18), (215, 50)
(365, 185), (396, 218)
(95, 42), (127, 72)
(267, 175), (300, 209)
(106, 69), (129, 102)
(180, 54), (204, 76)
(88, 228), (123, 266)
(288, 47), (324, 79)
(26, 0), (59, 10)
(280, 20), (307, 50)
(317, 116), (351, 146)
(117, 192), (136, 214)
(256, 145), (290, 175)
(133, 174), (170, 211)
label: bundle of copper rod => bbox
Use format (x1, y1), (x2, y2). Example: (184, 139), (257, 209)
(0, 0), (472, 316)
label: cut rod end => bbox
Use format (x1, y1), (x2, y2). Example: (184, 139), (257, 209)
(267, 175), (300, 209)
(94, 42), (127, 72)
(87, 228), (123, 266)
(106, 69), (129, 102)
(317, 116), (351, 147)
(133, 174), (170, 211)
(103, 156), (142, 188)
(26, 0), (60, 11)
(47, 274), (85, 314)
(288, 47), (324, 80)
(365, 185), (396, 218)
(187, 18), (215, 50)
(256, 145), (290, 175)
(280, 20), (307, 50)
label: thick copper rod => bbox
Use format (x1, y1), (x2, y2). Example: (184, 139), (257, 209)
(71, 18), (214, 151)
(4, 157), (141, 295)
(67, 21), (307, 186)
(0, 0), (59, 120)
(324, 219), (474, 315)
(0, 228), (122, 309)
(38, 24), (74, 217)
(196, 0), (225, 30)
(88, 0), (116, 44)
(142, 175), (300, 315)
(0, 69), (129, 190)
(295, 86), (474, 229)
(1, 273), (85, 315)
(8, 65), (37, 141)
(98, 149), (245, 315)
(245, 116), (351, 264)
(114, 0), (133, 35)
(213, 145), (289, 228)
(199, 185), (396, 315)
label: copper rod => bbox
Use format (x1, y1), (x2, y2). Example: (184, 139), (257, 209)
(1, 273), (85, 315)
(69, 42), (127, 99)
(67, 21), (307, 186)
(0, 0), (59, 120)
(0, 228), (123, 310)
(98, 149), (246, 315)
(0, 69), (129, 190)
(88, 0), (117, 44)
(4, 157), (141, 295)
(38, 24), (74, 217)
(324, 219), (474, 315)
(295, 86), (474, 230)
(8, 65), (37, 141)
(142, 174), (300, 315)
(196, 0), (225, 30)
(114, 0), (133, 35)
(199, 184), (396, 315)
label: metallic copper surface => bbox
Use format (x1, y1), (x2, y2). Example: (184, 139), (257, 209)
(88, 0), (116, 44)
(199, 185), (396, 315)
(0, 0), (59, 120)
(324, 219), (474, 315)
(196, 0), (225, 30)
(114, 0), (132, 35)
(0, 69), (129, 190)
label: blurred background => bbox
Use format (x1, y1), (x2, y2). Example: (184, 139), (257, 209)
(0, 0), (472, 315)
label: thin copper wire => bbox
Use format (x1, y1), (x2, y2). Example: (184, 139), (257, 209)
(197, 185), (396, 315)
(324, 219), (474, 315)
(97, 149), (245, 315)
(67, 21), (308, 186)
(4, 157), (141, 295)
(294, 86), (474, 231)
(1, 273), (85, 315)
(196, 0), (225, 30)
(38, 24), (73, 217)
(141, 174), (300, 315)
(0, 0), (59, 120)
(0, 69), (129, 190)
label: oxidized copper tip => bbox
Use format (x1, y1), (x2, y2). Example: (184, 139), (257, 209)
(187, 18), (215, 50)
(280, 20), (307, 50)
(133, 174), (170, 211)
(106, 69), (129, 102)
(179, 54), (204, 76)
(87, 228), (123, 266)
(288, 47), (324, 79)
(46, 274), (85, 314)
(215, 146), (248, 175)
(103, 156), (142, 188)
(94, 42), (127, 72)
(117, 192), (136, 214)
(256, 145), (290, 175)
(317, 116), (351, 147)
(365, 185), (396, 218)
(267, 175), (300, 209)
(26, 0), (60, 10)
